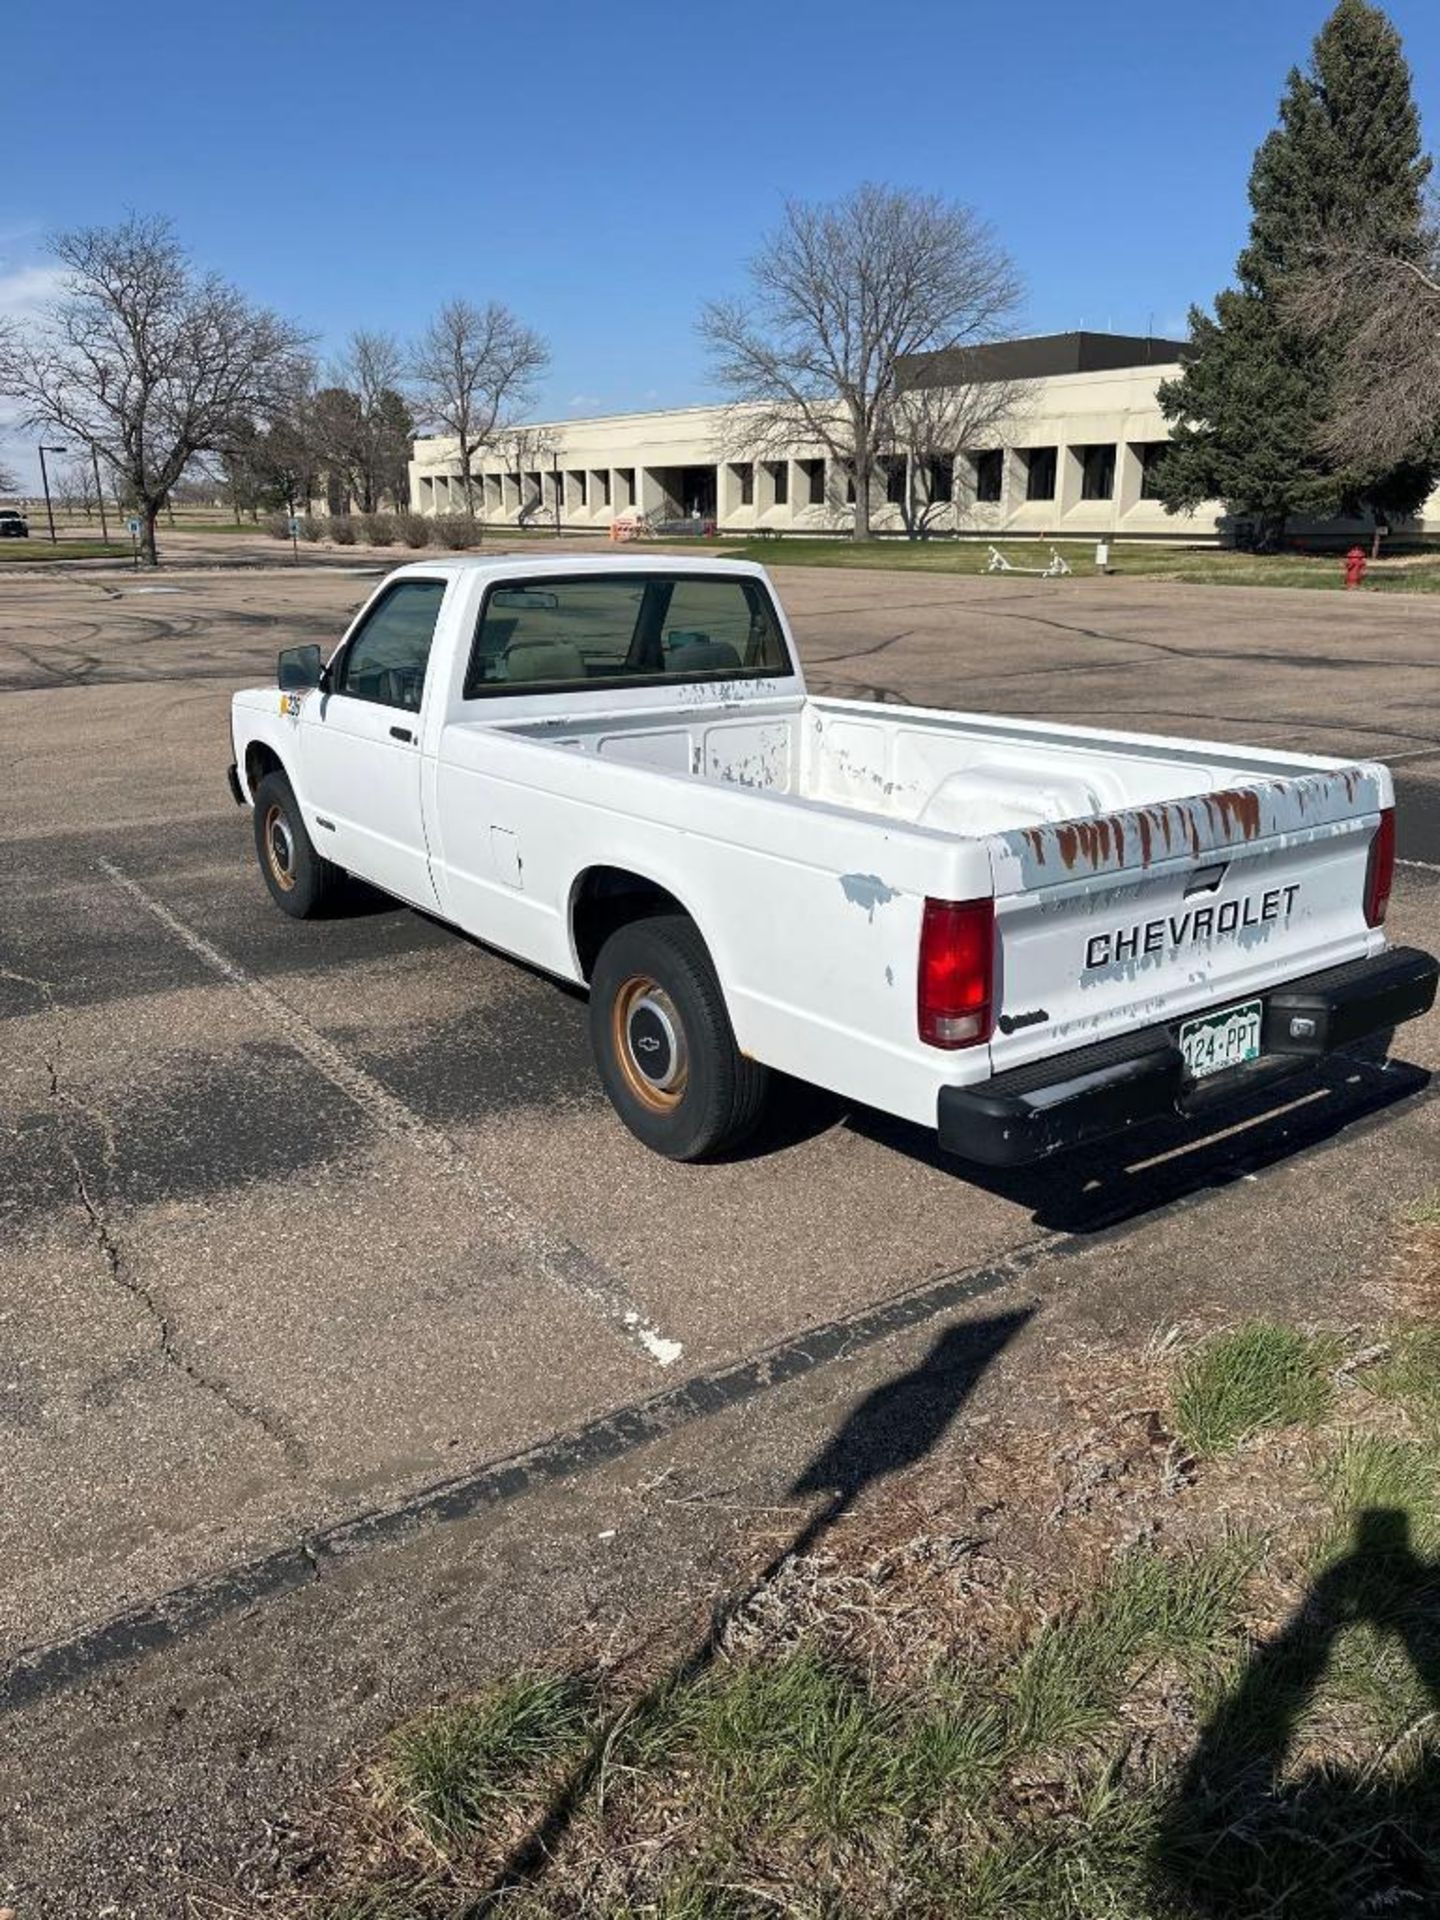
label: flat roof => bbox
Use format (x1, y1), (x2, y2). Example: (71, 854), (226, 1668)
(898, 330), (1189, 389)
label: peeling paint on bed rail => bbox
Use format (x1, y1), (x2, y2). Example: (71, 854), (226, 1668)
(996, 766), (1385, 889)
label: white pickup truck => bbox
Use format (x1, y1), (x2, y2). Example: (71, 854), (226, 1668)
(228, 555), (1436, 1165)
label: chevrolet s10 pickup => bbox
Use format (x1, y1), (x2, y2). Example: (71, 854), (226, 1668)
(228, 555), (1437, 1164)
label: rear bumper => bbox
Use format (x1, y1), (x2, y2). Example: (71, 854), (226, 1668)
(937, 945), (1438, 1168)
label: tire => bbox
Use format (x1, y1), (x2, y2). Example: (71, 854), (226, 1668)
(588, 913), (770, 1160)
(251, 769), (342, 919)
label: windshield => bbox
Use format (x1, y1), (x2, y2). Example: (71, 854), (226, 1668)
(463, 573), (792, 698)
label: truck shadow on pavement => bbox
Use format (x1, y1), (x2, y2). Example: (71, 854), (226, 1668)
(845, 1051), (1431, 1235)
(471, 1304), (1034, 1912)
(1151, 1508), (1440, 1919)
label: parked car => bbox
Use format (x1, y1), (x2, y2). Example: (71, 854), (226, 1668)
(228, 556), (1437, 1164)
(0, 509), (29, 538)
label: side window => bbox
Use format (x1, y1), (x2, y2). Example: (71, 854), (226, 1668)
(659, 578), (779, 671)
(335, 579), (447, 712)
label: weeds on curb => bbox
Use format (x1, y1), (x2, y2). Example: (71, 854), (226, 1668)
(276, 1314), (1440, 1920)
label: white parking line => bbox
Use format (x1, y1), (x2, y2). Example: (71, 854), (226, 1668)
(1398, 857), (1440, 874)
(96, 857), (685, 1370)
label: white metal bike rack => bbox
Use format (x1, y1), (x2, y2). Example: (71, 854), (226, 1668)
(985, 545), (1072, 577)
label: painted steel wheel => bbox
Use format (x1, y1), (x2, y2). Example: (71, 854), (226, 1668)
(251, 769), (342, 920)
(610, 974), (690, 1113)
(589, 912), (770, 1160)
(263, 801), (298, 893)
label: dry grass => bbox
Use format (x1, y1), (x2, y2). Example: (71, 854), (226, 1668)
(252, 1240), (1440, 1920)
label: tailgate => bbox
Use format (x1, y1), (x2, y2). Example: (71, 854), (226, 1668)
(985, 766), (1391, 1071)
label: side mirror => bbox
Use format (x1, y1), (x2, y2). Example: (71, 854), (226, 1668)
(277, 643), (324, 691)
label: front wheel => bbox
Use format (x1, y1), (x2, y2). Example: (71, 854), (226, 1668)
(251, 769), (342, 918)
(589, 914), (770, 1160)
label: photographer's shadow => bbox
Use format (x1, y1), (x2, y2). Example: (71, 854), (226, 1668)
(1153, 1508), (1440, 1918)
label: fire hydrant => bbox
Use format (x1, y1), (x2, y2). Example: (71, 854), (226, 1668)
(1344, 545), (1368, 589)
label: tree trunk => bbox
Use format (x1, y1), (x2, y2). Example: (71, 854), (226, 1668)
(143, 503), (160, 566)
(851, 423), (872, 541)
(853, 463), (871, 540)
(460, 439), (475, 517)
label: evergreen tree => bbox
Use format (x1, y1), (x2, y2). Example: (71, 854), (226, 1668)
(1157, 0), (1435, 545)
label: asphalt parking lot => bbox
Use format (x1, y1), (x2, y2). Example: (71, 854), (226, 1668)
(4, 553), (1440, 1909)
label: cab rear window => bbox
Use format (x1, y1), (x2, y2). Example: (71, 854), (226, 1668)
(463, 573), (791, 697)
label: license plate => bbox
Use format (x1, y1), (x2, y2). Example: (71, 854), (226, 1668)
(1179, 999), (1263, 1080)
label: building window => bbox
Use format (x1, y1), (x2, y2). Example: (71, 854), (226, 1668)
(843, 460), (856, 505)
(1077, 443), (1116, 501)
(800, 458), (825, 505)
(594, 469), (611, 507)
(1136, 442), (1169, 500)
(766, 460), (789, 506)
(731, 461), (754, 506)
(567, 468), (587, 506)
(1024, 446), (1057, 501)
(616, 467), (635, 508)
(881, 455), (907, 506)
(971, 448), (1004, 504)
(927, 456), (954, 503)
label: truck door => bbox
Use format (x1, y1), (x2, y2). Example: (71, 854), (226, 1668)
(299, 576), (447, 909)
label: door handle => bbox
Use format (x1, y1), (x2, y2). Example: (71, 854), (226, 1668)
(389, 725), (414, 743)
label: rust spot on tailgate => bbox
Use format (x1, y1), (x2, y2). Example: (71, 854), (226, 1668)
(997, 765), (1379, 887)
(1055, 817), (1118, 870)
(1022, 827), (1048, 867)
(1206, 787), (1263, 842)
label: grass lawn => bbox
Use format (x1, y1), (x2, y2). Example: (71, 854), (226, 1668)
(715, 535), (1440, 593)
(275, 1208), (1440, 1920)
(0, 539), (133, 563)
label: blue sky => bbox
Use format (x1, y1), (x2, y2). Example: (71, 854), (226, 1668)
(7, 0), (1440, 487)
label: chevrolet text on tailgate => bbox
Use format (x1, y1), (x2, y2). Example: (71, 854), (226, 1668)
(227, 557), (1438, 1165)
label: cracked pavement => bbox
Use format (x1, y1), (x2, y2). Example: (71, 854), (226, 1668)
(1, 554), (1438, 1913)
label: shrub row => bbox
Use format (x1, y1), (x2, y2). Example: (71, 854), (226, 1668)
(266, 509), (482, 550)
(265, 511), (326, 542)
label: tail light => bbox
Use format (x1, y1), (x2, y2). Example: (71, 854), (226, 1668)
(1364, 806), (1396, 928)
(918, 897), (995, 1048)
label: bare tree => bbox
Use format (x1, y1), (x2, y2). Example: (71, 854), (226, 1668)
(886, 358), (1027, 538)
(0, 455), (18, 496)
(332, 330), (415, 510)
(1287, 220), (1440, 474)
(700, 184), (1022, 539)
(410, 299), (549, 516)
(0, 215), (311, 563)
(58, 454), (99, 521)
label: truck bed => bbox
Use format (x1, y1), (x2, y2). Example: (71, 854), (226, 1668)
(497, 691), (1375, 847)
(483, 689), (1390, 1083)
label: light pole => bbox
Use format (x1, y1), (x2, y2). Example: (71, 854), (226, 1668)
(38, 444), (66, 545)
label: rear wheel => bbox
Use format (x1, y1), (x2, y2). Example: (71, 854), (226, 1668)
(252, 769), (341, 919)
(589, 913), (770, 1160)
